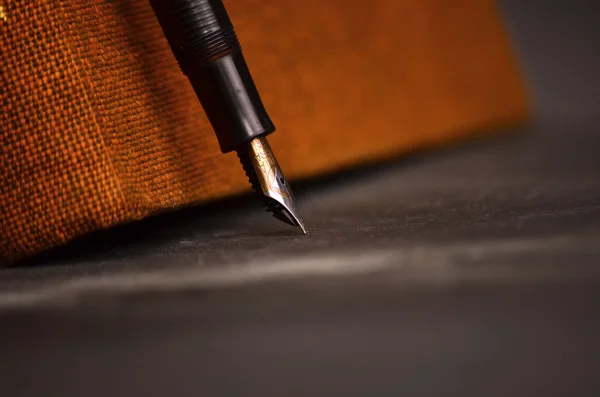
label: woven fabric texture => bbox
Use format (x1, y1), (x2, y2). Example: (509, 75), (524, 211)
(0, 0), (528, 264)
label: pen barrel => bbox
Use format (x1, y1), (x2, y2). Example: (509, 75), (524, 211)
(150, 0), (238, 68)
(150, 0), (275, 153)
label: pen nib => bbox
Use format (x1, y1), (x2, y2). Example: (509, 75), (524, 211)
(237, 137), (306, 234)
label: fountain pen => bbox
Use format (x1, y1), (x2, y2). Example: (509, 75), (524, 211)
(150, 0), (306, 234)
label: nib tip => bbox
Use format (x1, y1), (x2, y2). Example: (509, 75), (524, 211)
(240, 136), (308, 234)
(298, 220), (307, 235)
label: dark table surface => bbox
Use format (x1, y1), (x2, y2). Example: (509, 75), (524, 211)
(2, 123), (599, 397)
(2, 1), (600, 396)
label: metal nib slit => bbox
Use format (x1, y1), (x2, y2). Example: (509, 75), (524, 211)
(237, 137), (306, 234)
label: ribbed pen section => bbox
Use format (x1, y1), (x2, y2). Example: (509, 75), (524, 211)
(150, 0), (239, 69)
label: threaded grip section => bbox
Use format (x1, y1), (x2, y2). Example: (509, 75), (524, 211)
(150, 0), (239, 69)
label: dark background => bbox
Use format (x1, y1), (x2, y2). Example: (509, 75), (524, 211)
(499, 1), (600, 122)
(1, 1), (599, 396)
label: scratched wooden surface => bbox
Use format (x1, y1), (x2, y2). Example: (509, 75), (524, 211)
(1, 122), (600, 396)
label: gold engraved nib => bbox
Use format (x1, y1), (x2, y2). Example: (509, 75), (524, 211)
(237, 136), (306, 234)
